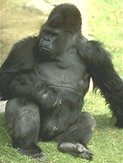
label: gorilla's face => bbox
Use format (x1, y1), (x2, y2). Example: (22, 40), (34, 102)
(38, 25), (73, 59)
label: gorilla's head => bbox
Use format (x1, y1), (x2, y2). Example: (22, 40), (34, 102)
(38, 3), (82, 59)
(47, 3), (82, 33)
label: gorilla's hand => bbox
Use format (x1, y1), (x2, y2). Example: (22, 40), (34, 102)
(36, 88), (61, 110)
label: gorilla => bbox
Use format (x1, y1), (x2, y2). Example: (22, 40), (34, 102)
(0, 3), (123, 161)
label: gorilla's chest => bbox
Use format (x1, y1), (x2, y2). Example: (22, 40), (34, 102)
(37, 51), (89, 91)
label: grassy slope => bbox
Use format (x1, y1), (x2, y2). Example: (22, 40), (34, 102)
(0, 0), (123, 162)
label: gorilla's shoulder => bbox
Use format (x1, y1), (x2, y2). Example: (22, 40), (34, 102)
(4, 37), (38, 71)
(11, 36), (37, 52)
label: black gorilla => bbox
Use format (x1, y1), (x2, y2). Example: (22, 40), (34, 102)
(0, 3), (123, 161)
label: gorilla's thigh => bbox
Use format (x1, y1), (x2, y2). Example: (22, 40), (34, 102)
(57, 112), (96, 160)
(56, 112), (96, 144)
(5, 98), (40, 148)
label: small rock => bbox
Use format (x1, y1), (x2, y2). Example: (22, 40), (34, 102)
(0, 101), (6, 112)
(24, 0), (54, 15)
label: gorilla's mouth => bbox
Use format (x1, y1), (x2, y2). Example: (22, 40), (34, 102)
(40, 46), (50, 52)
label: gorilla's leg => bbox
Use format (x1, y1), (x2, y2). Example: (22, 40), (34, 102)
(5, 98), (43, 159)
(57, 112), (96, 161)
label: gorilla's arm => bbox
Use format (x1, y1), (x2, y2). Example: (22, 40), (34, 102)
(0, 38), (59, 108)
(0, 37), (37, 99)
(0, 69), (38, 100)
(78, 38), (123, 128)
(9, 71), (59, 109)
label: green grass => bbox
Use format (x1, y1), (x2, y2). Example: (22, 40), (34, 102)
(0, 0), (123, 162)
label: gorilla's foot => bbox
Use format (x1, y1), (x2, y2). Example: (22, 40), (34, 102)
(17, 144), (45, 161)
(58, 142), (93, 161)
